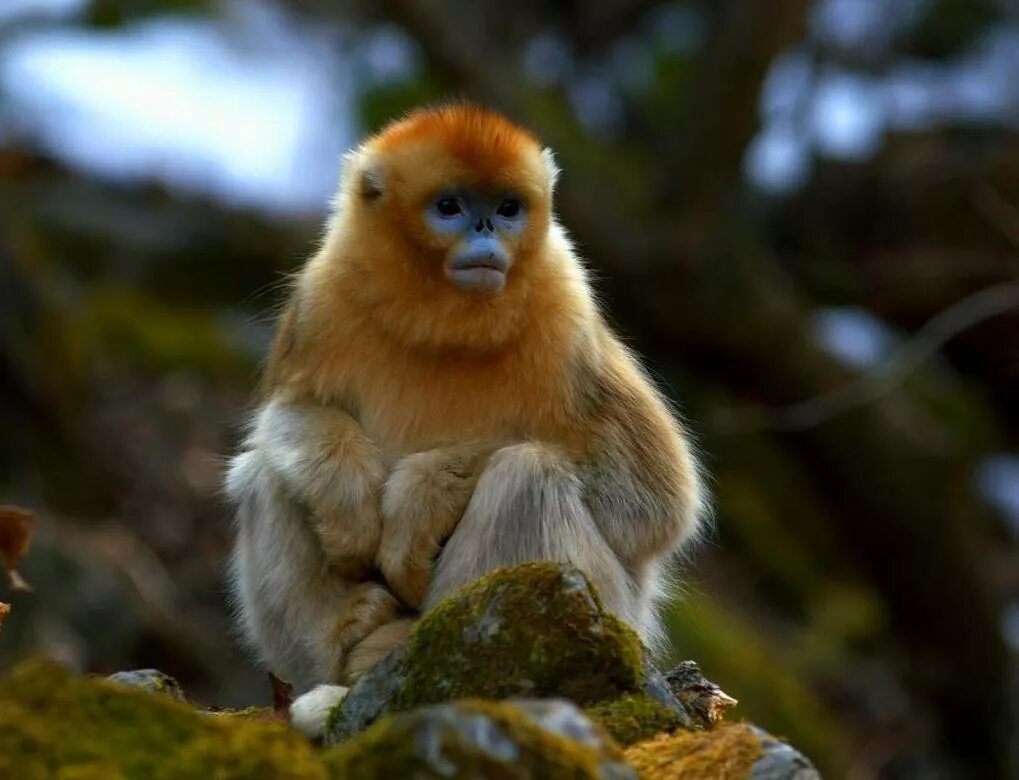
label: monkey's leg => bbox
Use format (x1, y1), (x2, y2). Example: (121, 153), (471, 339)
(423, 442), (643, 631)
(377, 443), (491, 607)
(247, 400), (385, 578)
(227, 449), (401, 689)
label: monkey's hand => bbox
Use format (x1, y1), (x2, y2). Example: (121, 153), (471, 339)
(250, 401), (384, 578)
(377, 444), (490, 608)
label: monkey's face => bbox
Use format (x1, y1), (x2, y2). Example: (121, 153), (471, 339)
(335, 106), (561, 351)
(421, 186), (527, 293)
(357, 107), (555, 298)
(381, 139), (552, 298)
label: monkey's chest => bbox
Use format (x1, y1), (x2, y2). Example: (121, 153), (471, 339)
(351, 363), (572, 456)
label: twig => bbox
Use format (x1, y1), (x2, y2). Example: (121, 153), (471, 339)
(713, 280), (1019, 434)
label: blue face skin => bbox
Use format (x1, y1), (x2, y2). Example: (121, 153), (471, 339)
(423, 190), (528, 292)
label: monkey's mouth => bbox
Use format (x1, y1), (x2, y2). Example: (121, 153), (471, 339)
(446, 255), (511, 293)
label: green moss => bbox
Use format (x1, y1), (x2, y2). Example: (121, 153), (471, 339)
(623, 723), (763, 779)
(395, 562), (646, 710)
(0, 659), (326, 780)
(322, 699), (628, 779)
(584, 694), (684, 746)
(214, 706), (274, 720)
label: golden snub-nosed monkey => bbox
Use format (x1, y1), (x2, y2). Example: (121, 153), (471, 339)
(226, 103), (706, 699)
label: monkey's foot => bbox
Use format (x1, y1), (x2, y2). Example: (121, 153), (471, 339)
(290, 685), (349, 740)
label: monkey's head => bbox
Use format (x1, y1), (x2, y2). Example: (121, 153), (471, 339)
(328, 104), (576, 353)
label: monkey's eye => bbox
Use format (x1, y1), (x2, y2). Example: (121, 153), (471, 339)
(436, 197), (463, 217)
(496, 199), (521, 218)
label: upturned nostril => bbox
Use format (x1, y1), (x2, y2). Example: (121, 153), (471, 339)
(475, 220), (484, 232)
(485, 218), (494, 231)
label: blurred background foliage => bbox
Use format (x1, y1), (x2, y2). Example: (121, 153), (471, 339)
(0, 1), (1017, 777)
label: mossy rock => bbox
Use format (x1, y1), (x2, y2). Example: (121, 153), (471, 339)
(321, 562), (820, 778)
(327, 562), (653, 741)
(325, 698), (636, 779)
(584, 693), (686, 746)
(624, 722), (819, 780)
(402, 562), (645, 705)
(0, 659), (328, 780)
(0, 566), (822, 780)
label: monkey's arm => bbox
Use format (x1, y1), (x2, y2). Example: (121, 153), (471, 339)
(244, 400), (385, 578)
(376, 442), (494, 607)
(578, 346), (704, 572)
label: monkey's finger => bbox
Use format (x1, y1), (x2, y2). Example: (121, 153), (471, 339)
(330, 583), (402, 654)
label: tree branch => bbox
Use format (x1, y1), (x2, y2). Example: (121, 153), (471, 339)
(712, 281), (1019, 433)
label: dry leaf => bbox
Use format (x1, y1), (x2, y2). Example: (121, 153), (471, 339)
(0, 601), (9, 630)
(0, 505), (36, 592)
(666, 660), (739, 727)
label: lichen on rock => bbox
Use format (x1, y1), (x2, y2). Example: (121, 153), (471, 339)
(324, 698), (636, 779)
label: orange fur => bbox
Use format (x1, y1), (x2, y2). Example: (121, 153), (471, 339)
(372, 104), (541, 177)
(269, 104), (597, 457)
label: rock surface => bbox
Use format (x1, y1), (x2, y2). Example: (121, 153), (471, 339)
(327, 699), (637, 779)
(0, 562), (821, 778)
(107, 668), (186, 700)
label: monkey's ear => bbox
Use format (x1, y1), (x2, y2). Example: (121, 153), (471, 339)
(541, 147), (560, 191)
(338, 150), (385, 205)
(359, 165), (385, 202)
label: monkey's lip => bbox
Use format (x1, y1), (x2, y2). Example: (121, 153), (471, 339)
(447, 258), (510, 292)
